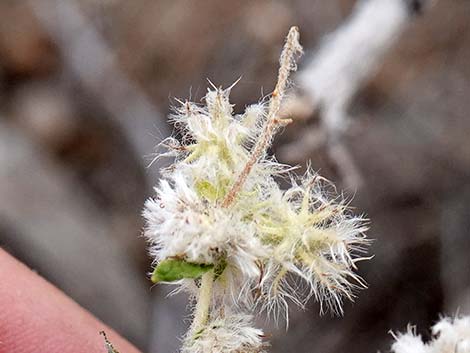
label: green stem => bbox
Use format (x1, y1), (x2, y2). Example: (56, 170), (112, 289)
(191, 270), (214, 337)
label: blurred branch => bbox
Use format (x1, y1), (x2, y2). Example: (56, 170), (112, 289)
(29, 0), (169, 184)
(299, 0), (416, 113)
(0, 121), (150, 346)
(28, 2), (192, 351)
(282, 0), (433, 189)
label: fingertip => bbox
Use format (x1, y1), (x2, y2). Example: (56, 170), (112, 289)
(0, 248), (142, 353)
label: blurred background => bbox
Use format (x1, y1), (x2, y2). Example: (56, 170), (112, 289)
(1, 0), (469, 352)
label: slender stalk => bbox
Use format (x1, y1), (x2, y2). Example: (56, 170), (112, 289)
(190, 270), (214, 336)
(221, 26), (302, 208)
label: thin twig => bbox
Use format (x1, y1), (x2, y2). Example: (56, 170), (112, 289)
(222, 26), (303, 208)
(30, 0), (169, 184)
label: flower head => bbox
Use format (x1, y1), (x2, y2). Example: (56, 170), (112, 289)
(143, 84), (369, 314)
(142, 26), (371, 352)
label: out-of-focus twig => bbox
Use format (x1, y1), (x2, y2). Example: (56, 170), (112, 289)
(281, 0), (434, 189)
(29, 0), (169, 184)
(0, 121), (150, 346)
(28, 2), (178, 350)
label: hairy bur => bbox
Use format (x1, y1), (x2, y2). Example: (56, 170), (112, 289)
(143, 26), (370, 353)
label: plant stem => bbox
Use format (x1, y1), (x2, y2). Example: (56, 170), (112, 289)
(191, 270), (214, 336)
(221, 26), (302, 208)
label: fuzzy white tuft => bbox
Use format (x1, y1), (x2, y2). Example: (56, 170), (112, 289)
(391, 316), (470, 353)
(182, 313), (266, 353)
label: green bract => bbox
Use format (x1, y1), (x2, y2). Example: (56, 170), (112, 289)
(151, 259), (214, 283)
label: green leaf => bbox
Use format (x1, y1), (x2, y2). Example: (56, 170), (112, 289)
(151, 259), (213, 283)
